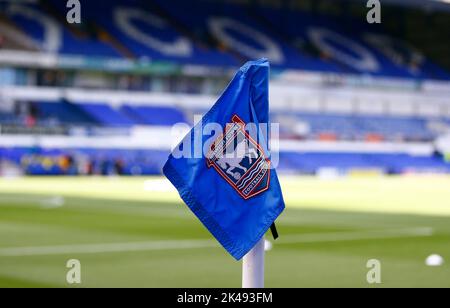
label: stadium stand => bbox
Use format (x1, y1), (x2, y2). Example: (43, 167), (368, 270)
(2, 2), (121, 57)
(1, 100), (445, 141)
(286, 113), (438, 141)
(76, 103), (136, 127)
(35, 101), (97, 125)
(44, 0), (239, 65)
(120, 105), (188, 126)
(0, 0), (448, 78)
(0, 0), (449, 176)
(278, 152), (450, 175)
(0, 112), (16, 125)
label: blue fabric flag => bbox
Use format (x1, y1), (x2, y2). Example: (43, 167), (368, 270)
(163, 59), (285, 260)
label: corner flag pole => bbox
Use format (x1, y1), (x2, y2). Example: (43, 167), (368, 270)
(242, 237), (265, 288)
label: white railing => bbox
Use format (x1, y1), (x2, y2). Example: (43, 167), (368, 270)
(1, 84), (450, 118)
(0, 130), (435, 156)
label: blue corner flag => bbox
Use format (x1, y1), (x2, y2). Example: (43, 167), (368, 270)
(163, 59), (285, 260)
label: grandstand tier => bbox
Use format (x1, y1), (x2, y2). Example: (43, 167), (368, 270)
(0, 0), (449, 79)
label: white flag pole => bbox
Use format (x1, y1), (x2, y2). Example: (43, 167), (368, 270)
(242, 236), (265, 288)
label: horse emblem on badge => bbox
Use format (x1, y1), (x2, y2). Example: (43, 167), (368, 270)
(206, 115), (271, 200)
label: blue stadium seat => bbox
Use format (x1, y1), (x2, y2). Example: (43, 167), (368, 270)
(35, 101), (97, 125)
(278, 152), (450, 174)
(121, 105), (188, 126)
(152, 0), (343, 71)
(79, 1), (238, 66)
(3, 146), (449, 176)
(0, 113), (17, 125)
(286, 112), (438, 141)
(3, 2), (120, 57)
(76, 103), (137, 127)
(2, 0), (448, 79)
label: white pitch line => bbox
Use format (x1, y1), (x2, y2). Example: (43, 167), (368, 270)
(0, 195), (190, 218)
(0, 240), (217, 257)
(277, 227), (434, 244)
(0, 227), (433, 257)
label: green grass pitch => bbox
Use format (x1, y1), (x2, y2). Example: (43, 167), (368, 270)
(0, 176), (449, 288)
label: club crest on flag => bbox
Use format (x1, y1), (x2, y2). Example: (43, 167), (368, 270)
(164, 59), (285, 260)
(206, 115), (271, 200)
